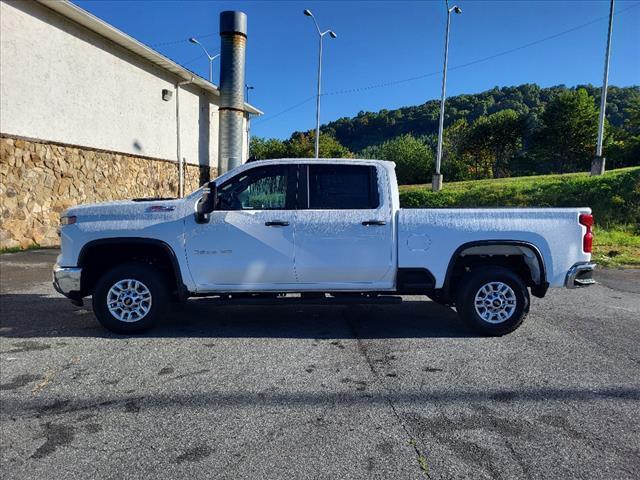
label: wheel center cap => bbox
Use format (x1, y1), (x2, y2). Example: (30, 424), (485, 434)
(493, 299), (502, 308)
(124, 298), (132, 306)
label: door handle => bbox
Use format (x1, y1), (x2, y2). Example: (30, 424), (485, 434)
(362, 220), (387, 226)
(265, 220), (290, 227)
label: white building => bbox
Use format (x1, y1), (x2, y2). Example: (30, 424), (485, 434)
(0, 0), (261, 249)
(0, 0), (261, 174)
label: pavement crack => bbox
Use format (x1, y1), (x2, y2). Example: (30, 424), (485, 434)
(343, 307), (430, 478)
(505, 437), (532, 480)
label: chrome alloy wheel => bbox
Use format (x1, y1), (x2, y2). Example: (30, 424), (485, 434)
(473, 281), (517, 324)
(106, 279), (152, 323)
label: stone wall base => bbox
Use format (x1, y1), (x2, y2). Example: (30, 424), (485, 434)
(1, 135), (216, 249)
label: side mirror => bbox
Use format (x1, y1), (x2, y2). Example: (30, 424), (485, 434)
(195, 182), (217, 224)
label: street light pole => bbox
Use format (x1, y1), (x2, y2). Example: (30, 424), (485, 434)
(304, 9), (337, 159)
(591, 0), (615, 176)
(433, 1), (462, 192)
(188, 37), (220, 83)
(245, 84), (254, 103)
(315, 33), (323, 159)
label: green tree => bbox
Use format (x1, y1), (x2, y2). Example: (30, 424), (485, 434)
(460, 116), (494, 178)
(534, 88), (601, 173)
(483, 109), (526, 177)
(322, 84), (638, 162)
(456, 110), (526, 179)
(250, 132), (352, 160)
(361, 134), (433, 185)
(249, 137), (288, 160)
(624, 92), (640, 136)
(286, 131), (353, 158)
(254, 85), (639, 176)
(441, 119), (473, 181)
(607, 93), (640, 168)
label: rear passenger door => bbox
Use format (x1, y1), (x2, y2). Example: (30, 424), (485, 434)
(294, 163), (395, 289)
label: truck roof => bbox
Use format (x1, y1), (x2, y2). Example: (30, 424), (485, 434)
(246, 158), (396, 168)
(207, 158), (397, 192)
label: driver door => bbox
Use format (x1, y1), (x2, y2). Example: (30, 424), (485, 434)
(184, 164), (298, 292)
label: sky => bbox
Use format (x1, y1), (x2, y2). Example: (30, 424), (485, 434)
(74, 0), (640, 140)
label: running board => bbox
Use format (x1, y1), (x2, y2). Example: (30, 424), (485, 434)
(193, 295), (404, 306)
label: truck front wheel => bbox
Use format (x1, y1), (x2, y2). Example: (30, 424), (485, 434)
(456, 266), (530, 336)
(92, 263), (169, 334)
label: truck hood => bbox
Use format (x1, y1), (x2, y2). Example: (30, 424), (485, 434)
(65, 198), (187, 221)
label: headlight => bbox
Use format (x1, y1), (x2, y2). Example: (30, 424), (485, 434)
(60, 215), (77, 226)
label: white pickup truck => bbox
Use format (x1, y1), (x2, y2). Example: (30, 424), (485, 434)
(54, 159), (596, 335)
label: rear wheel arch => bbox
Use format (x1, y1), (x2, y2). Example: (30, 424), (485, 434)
(441, 240), (548, 301)
(77, 238), (187, 300)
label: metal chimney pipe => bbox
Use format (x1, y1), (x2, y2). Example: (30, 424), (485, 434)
(218, 11), (247, 174)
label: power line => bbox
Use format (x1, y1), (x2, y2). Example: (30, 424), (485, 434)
(132, 34), (221, 78)
(181, 53), (206, 68)
(148, 31), (218, 48)
(252, 2), (640, 129)
(181, 48), (220, 67)
(156, 47), (221, 78)
(252, 96), (316, 126)
(446, 2), (639, 75)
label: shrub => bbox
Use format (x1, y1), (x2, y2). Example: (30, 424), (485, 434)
(361, 134), (433, 185)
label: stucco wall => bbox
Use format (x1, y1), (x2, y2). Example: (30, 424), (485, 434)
(0, 0), (220, 168)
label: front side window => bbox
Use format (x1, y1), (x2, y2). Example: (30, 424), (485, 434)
(308, 164), (380, 209)
(217, 165), (290, 210)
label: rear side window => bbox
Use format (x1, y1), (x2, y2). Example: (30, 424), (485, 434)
(308, 164), (380, 209)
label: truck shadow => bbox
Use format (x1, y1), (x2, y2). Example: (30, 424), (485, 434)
(0, 293), (475, 339)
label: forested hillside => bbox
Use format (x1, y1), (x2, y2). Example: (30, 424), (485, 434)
(320, 84), (637, 152)
(250, 84), (640, 184)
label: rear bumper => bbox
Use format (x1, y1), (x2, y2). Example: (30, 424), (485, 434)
(565, 262), (597, 289)
(53, 264), (82, 298)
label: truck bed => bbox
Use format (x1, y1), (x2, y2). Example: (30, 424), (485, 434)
(398, 208), (592, 288)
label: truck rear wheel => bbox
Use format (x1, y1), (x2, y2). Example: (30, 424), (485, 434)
(92, 263), (168, 334)
(456, 266), (529, 336)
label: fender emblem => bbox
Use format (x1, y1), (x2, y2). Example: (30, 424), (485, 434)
(146, 205), (175, 213)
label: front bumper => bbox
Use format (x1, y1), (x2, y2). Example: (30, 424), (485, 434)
(53, 264), (82, 299)
(565, 262), (597, 288)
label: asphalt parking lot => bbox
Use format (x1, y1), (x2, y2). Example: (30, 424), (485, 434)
(1, 249), (639, 479)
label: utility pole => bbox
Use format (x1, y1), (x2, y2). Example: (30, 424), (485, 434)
(591, 0), (615, 176)
(433, 1), (462, 191)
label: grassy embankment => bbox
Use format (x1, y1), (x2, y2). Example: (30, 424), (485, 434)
(0, 244), (42, 254)
(399, 167), (640, 268)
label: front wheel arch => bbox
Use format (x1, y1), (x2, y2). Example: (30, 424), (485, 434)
(78, 238), (187, 300)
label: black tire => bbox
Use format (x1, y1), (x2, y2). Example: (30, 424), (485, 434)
(455, 266), (530, 336)
(92, 263), (169, 334)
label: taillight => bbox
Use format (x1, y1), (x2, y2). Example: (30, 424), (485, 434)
(579, 213), (593, 253)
